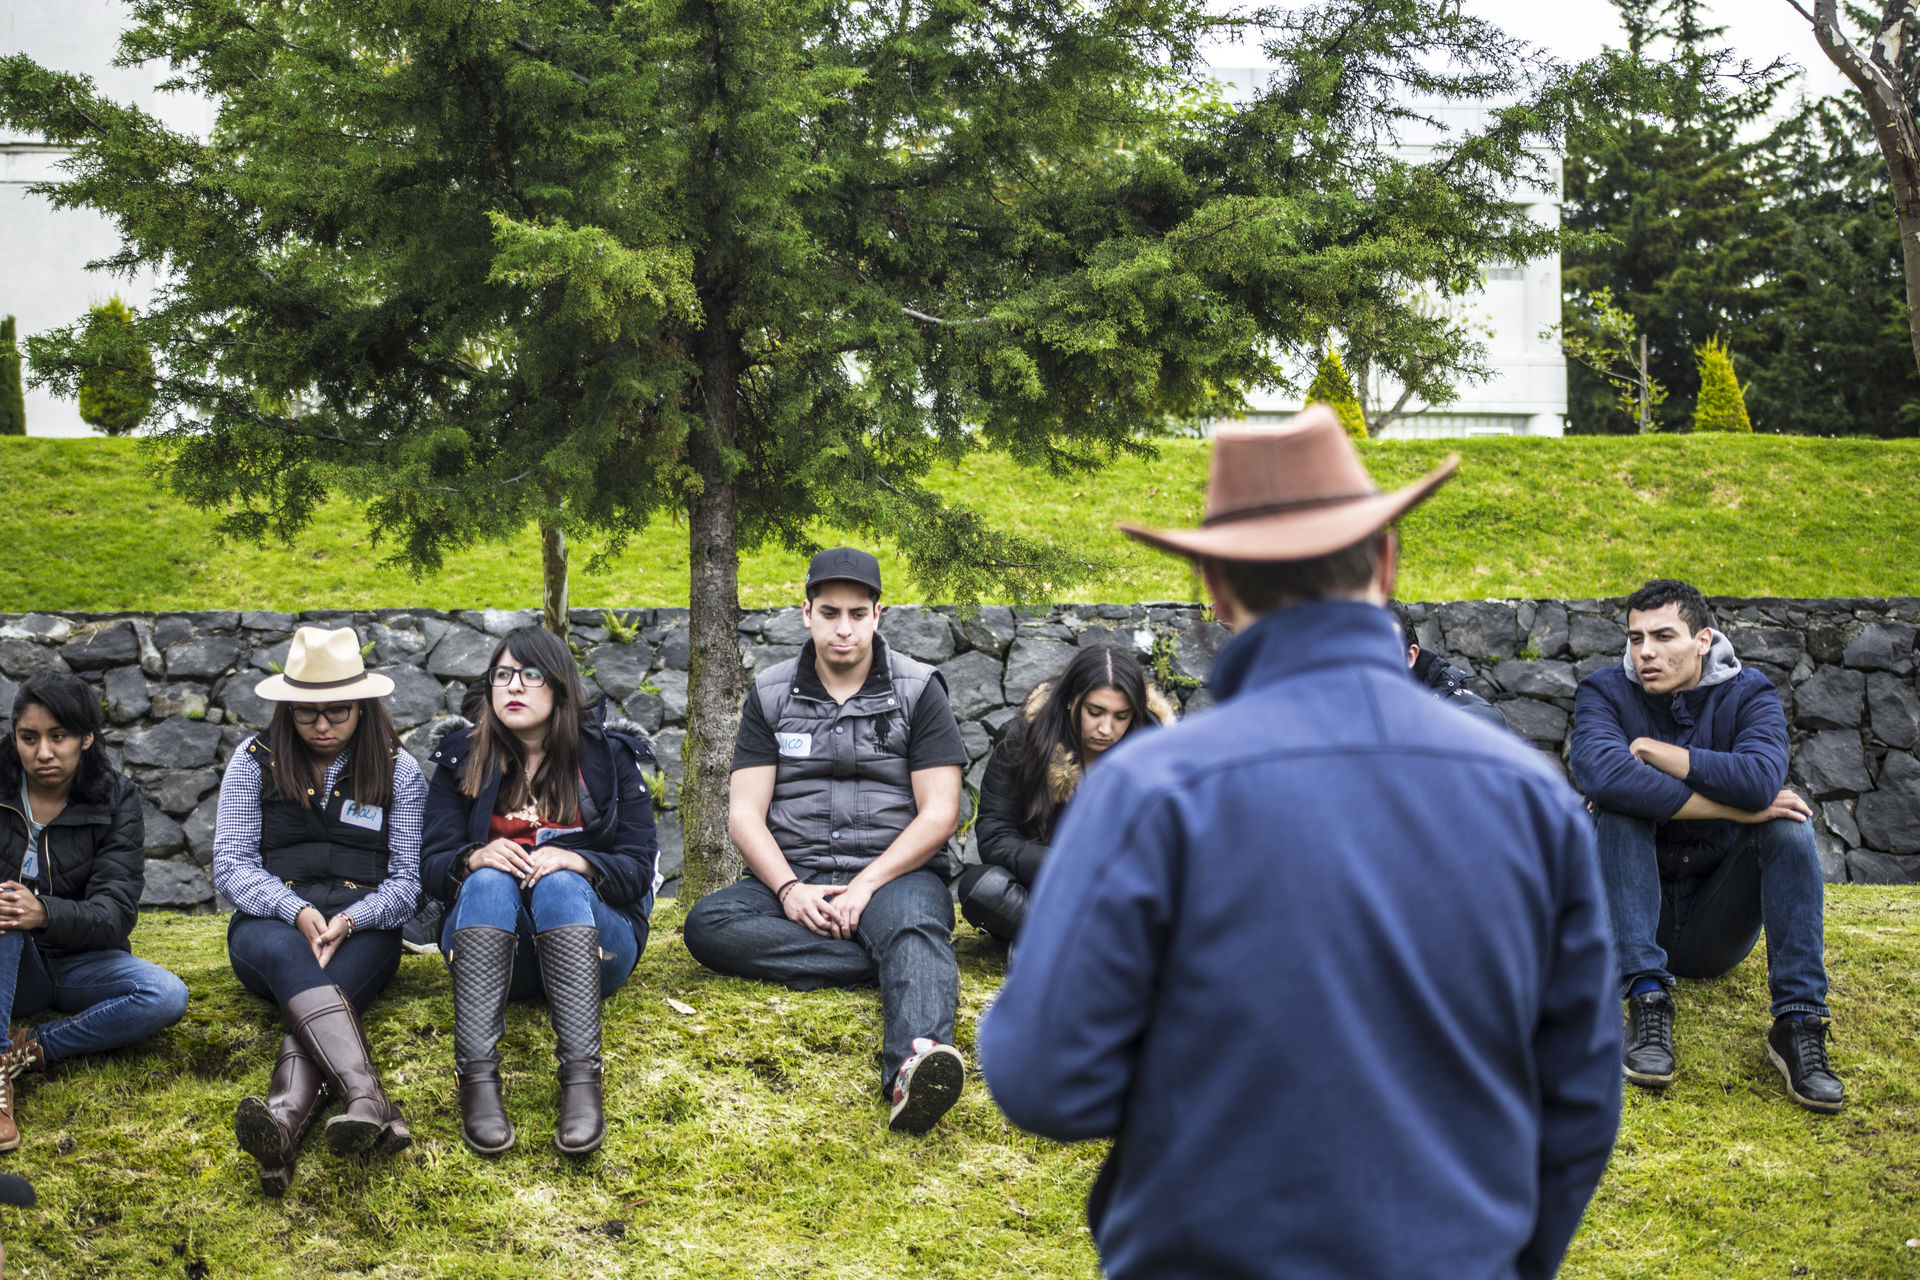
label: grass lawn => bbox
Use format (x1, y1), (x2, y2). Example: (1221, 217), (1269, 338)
(3, 435), (1919, 612)
(1, 891), (1917, 1278)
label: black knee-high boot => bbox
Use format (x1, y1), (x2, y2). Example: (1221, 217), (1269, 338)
(449, 925), (517, 1155)
(534, 925), (605, 1155)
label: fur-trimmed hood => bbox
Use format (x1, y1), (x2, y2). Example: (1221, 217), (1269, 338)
(1021, 677), (1179, 804)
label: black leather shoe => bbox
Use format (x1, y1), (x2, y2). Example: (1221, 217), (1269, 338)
(1623, 988), (1676, 1089)
(1766, 1016), (1844, 1113)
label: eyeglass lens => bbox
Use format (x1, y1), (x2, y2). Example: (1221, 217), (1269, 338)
(291, 704), (356, 725)
(489, 665), (547, 687)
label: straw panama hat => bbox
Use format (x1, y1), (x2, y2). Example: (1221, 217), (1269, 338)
(1118, 404), (1460, 561)
(254, 626), (395, 702)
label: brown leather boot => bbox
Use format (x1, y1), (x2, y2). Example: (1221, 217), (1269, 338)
(235, 1035), (330, 1195)
(283, 986), (411, 1157)
(0, 1065), (18, 1153)
(3, 1029), (45, 1080)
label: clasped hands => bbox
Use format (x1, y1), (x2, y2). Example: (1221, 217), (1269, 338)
(294, 905), (354, 967)
(466, 837), (591, 889)
(0, 882), (47, 933)
(780, 879), (873, 940)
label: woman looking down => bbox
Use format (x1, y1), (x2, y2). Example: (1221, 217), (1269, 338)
(956, 644), (1175, 943)
(215, 626), (423, 1194)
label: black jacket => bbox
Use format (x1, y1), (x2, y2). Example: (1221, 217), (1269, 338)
(0, 760), (146, 959)
(975, 680), (1180, 889)
(420, 702), (660, 936)
(1411, 649), (1511, 731)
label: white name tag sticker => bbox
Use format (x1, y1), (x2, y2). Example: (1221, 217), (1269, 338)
(776, 732), (813, 758)
(339, 801), (385, 832)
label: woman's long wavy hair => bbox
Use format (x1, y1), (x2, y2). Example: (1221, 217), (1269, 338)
(1009, 644), (1153, 839)
(461, 626), (586, 824)
(264, 697), (400, 811)
(5, 674), (116, 805)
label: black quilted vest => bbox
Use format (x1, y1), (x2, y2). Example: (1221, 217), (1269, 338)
(247, 737), (390, 914)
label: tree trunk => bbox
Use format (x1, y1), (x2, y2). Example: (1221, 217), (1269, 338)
(1637, 333), (1652, 434)
(540, 519), (569, 641)
(680, 312), (747, 899)
(1810, 1), (1920, 374)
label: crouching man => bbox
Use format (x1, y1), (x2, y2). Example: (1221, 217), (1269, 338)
(1570, 578), (1841, 1112)
(682, 548), (970, 1133)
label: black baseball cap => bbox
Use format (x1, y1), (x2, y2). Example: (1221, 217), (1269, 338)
(805, 547), (883, 598)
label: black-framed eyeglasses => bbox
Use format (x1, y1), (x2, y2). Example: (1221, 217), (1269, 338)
(488, 665), (548, 688)
(290, 704), (357, 726)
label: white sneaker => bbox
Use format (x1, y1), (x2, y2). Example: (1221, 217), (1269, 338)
(887, 1038), (964, 1134)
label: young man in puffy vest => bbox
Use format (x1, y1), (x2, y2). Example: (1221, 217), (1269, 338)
(1569, 578), (1841, 1112)
(682, 548), (970, 1132)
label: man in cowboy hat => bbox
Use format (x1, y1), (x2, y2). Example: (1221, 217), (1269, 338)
(979, 406), (1621, 1280)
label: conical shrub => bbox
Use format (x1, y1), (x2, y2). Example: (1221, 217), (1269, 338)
(77, 296), (156, 436)
(1691, 335), (1752, 433)
(1306, 343), (1368, 441)
(0, 316), (25, 436)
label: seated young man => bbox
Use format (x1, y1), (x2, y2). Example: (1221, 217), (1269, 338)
(681, 548), (969, 1133)
(1569, 578), (1841, 1112)
(1388, 600), (1509, 731)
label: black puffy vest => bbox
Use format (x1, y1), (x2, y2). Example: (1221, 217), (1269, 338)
(247, 737), (391, 914)
(753, 637), (946, 875)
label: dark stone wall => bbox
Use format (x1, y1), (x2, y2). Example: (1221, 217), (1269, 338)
(3, 595), (1914, 907)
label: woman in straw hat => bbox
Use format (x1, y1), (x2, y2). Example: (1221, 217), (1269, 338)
(214, 625), (424, 1194)
(421, 625), (657, 1158)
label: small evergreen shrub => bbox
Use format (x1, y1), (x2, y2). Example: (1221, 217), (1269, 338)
(1691, 335), (1753, 433)
(1305, 343), (1368, 441)
(0, 315), (26, 436)
(76, 297), (156, 436)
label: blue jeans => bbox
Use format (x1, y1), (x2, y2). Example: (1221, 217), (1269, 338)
(227, 913), (402, 1014)
(0, 932), (189, 1063)
(439, 868), (641, 1000)
(681, 868), (958, 1091)
(1595, 810), (1830, 1019)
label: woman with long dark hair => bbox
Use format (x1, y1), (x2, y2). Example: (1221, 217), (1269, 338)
(421, 625), (657, 1158)
(214, 627), (424, 1194)
(956, 644), (1175, 942)
(0, 674), (189, 1152)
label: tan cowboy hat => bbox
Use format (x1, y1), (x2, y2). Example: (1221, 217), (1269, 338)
(254, 626), (394, 702)
(1119, 404), (1460, 561)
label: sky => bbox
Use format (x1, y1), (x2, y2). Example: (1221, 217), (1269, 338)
(1202, 1), (1854, 107)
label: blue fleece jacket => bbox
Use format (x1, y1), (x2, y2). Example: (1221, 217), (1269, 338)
(1569, 630), (1789, 876)
(979, 601), (1621, 1280)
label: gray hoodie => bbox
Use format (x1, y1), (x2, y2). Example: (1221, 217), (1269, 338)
(1621, 627), (1742, 692)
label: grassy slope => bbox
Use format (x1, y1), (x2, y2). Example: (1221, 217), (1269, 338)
(4, 436), (1919, 612)
(2, 892), (1917, 1279)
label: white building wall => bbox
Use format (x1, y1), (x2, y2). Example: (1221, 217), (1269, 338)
(1204, 81), (1568, 439)
(1, 0), (215, 436)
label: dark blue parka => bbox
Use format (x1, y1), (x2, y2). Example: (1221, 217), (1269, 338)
(980, 601), (1620, 1280)
(1569, 631), (1788, 879)
(421, 701), (659, 936)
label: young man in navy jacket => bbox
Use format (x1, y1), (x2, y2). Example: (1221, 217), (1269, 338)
(1569, 578), (1842, 1112)
(982, 408), (1621, 1280)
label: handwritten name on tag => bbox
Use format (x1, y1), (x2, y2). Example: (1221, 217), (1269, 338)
(339, 801), (384, 832)
(776, 732), (813, 758)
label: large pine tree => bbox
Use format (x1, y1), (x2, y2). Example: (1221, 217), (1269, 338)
(2, 1), (1636, 889)
(1562, 0), (1795, 432)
